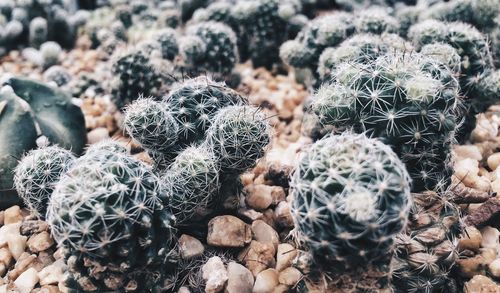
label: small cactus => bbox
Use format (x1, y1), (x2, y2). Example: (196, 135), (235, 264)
(14, 146), (75, 218)
(354, 7), (400, 34)
(153, 28), (179, 61)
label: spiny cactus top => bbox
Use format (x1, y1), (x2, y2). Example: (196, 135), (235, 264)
(354, 7), (400, 34)
(14, 146), (75, 218)
(290, 132), (411, 270)
(310, 52), (461, 192)
(47, 150), (176, 291)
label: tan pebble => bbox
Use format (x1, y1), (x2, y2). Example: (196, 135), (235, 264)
(178, 287), (191, 293)
(38, 285), (60, 293)
(273, 284), (290, 293)
(4, 206), (23, 225)
(464, 275), (500, 293)
(14, 267), (39, 293)
(8, 252), (36, 280)
(251, 220), (279, 251)
(253, 269), (279, 293)
(245, 185), (274, 211)
(202, 256), (228, 293)
(481, 226), (500, 252)
(87, 127), (110, 144)
(239, 241), (276, 277)
(276, 244), (297, 272)
(38, 259), (65, 286)
(27, 231), (54, 253)
(274, 202), (294, 228)
(488, 258), (500, 278)
(225, 262), (254, 293)
(487, 153), (500, 170)
(7, 233), (27, 260)
(458, 226), (482, 252)
(454, 145), (483, 161)
(491, 178), (500, 194)
(207, 216), (252, 248)
(278, 267), (301, 286)
(178, 234), (204, 260)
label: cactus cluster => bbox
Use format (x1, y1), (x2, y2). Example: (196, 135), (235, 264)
(47, 148), (177, 292)
(123, 77), (271, 224)
(0, 0), (89, 56)
(310, 52), (461, 192)
(0, 78), (86, 208)
(290, 132), (411, 272)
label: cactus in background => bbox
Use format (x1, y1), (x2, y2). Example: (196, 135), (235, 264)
(472, 69), (500, 114)
(310, 52), (461, 192)
(111, 50), (164, 109)
(29, 17), (48, 48)
(43, 65), (72, 87)
(47, 150), (177, 292)
(290, 132), (411, 275)
(392, 190), (461, 293)
(182, 21), (238, 79)
(420, 43), (462, 76)
(0, 78), (86, 208)
(164, 146), (220, 224)
(205, 105), (271, 174)
(354, 7), (400, 34)
(39, 41), (62, 69)
(14, 146), (75, 218)
(153, 28), (179, 61)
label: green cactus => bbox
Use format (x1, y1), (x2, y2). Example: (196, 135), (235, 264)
(0, 78), (86, 208)
(310, 52), (461, 192)
(153, 28), (179, 61)
(420, 43), (462, 76)
(47, 150), (177, 292)
(472, 69), (500, 113)
(354, 7), (400, 35)
(13, 146), (75, 218)
(290, 132), (411, 271)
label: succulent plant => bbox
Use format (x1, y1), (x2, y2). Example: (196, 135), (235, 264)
(153, 28), (179, 61)
(111, 50), (164, 109)
(39, 41), (62, 69)
(354, 7), (400, 35)
(43, 65), (72, 87)
(182, 21), (238, 79)
(472, 69), (500, 114)
(420, 43), (462, 76)
(0, 78), (86, 208)
(28, 17), (48, 48)
(47, 150), (177, 292)
(290, 132), (411, 271)
(392, 190), (461, 293)
(14, 146), (75, 218)
(310, 52), (461, 192)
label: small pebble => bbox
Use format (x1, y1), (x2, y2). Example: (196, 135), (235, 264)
(3, 206), (22, 225)
(202, 256), (228, 293)
(207, 216), (252, 248)
(14, 267), (39, 293)
(27, 231), (54, 253)
(178, 234), (204, 260)
(251, 220), (279, 251)
(278, 267), (302, 286)
(253, 269), (279, 293)
(225, 262), (254, 293)
(276, 244), (297, 272)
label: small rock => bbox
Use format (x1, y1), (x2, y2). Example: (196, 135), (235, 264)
(465, 198), (500, 226)
(245, 185), (273, 210)
(458, 226), (482, 252)
(492, 178), (500, 194)
(20, 220), (49, 235)
(87, 127), (109, 144)
(225, 262), (254, 293)
(7, 233), (27, 260)
(253, 269), (279, 293)
(274, 202), (294, 228)
(38, 259), (65, 286)
(276, 244), (297, 272)
(464, 275), (500, 293)
(0, 248), (13, 276)
(238, 208), (264, 222)
(202, 256), (228, 293)
(207, 216), (252, 248)
(38, 286), (60, 293)
(238, 241), (276, 277)
(4, 206), (23, 224)
(178, 287), (191, 293)
(481, 226), (500, 252)
(251, 220), (279, 251)
(278, 267), (301, 286)
(27, 231), (54, 253)
(488, 153), (500, 171)
(454, 145), (483, 161)
(179, 234), (204, 260)
(488, 259), (500, 278)
(14, 267), (39, 293)
(8, 252), (36, 280)
(456, 248), (497, 278)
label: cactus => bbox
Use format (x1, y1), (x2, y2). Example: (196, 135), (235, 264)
(310, 52), (461, 192)
(392, 190), (461, 293)
(205, 105), (271, 174)
(13, 146), (75, 218)
(182, 21), (238, 79)
(47, 150), (177, 292)
(354, 7), (400, 35)
(0, 78), (86, 208)
(29, 17), (48, 48)
(472, 69), (500, 113)
(43, 65), (72, 87)
(420, 43), (462, 76)
(111, 50), (164, 109)
(153, 28), (179, 61)
(290, 132), (411, 273)
(164, 146), (220, 224)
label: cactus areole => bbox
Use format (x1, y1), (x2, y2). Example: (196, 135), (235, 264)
(0, 78), (86, 208)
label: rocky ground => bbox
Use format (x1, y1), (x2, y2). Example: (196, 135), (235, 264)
(0, 38), (499, 292)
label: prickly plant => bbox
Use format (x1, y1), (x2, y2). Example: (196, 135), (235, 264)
(47, 150), (177, 292)
(205, 105), (271, 174)
(354, 7), (400, 35)
(472, 69), (500, 114)
(153, 28), (179, 61)
(14, 146), (75, 218)
(420, 43), (462, 76)
(392, 190), (461, 293)
(111, 50), (164, 109)
(310, 52), (461, 192)
(43, 65), (71, 87)
(290, 132), (411, 273)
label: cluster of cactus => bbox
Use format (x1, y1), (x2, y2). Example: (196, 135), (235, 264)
(290, 132), (411, 288)
(123, 77), (271, 224)
(309, 52), (461, 192)
(0, 77), (86, 208)
(46, 143), (178, 292)
(0, 0), (89, 56)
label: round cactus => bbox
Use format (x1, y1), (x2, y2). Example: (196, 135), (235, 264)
(14, 146), (75, 218)
(40, 41), (62, 69)
(290, 132), (411, 270)
(153, 28), (179, 61)
(111, 50), (163, 109)
(472, 69), (500, 113)
(420, 43), (462, 76)
(205, 105), (271, 174)
(43, 65), (72, 87)
(163, 77), (246, 148)
(310, 52), (461, 192)
(354, 7), (399, 34)
(163, 146), (220, 224)
(47, 151), (177, 292)
(123, 97), (179, 154)
(29, 17), (48, 48)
